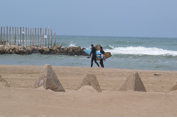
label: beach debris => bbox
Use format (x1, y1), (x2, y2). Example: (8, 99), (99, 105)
(34, 64), (65, 92)
(0, 75), (10, 88)
(76, 74), (102, 92)
(154, 73), (161, 76)
(119, 72), (147, 92)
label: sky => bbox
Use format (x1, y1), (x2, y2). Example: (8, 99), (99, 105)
(0, 0), (177, 38)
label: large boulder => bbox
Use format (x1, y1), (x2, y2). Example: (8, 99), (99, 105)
(42, 47), (50, 53)
(55, 49), (60, 53)
(15, 48), (20, 54)
(19, 46), (26, 51)
(63, 47), (68, 52)
(38, 47), (50, 54)
(0, 45), (5, 54)
(54, 44), (62, 49)
(10, 45), (18, 50)
(95, 44), (101, 50)
(4, 45), (11, 53)
(68, 48), (73, 52)
(78, 46), (81, 52)
(81, 48), (89, 56)
(0, 45), (4, 49)
(69, 46), (78, 51)
(34, 64), (65, 92)
(26, 46), (34, 52)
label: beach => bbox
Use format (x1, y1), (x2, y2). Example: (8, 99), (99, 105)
(0, 65), (177, 117)
(1, 0), (177, 117)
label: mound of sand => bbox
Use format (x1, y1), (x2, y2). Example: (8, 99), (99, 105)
(76, 74), (102, 92)
(77, 85), (98, 93)
(119, 72), (146, 92)
(37, 85), (46, 90)
(34, 64), (65, 92)
(0, 75), (10, 88)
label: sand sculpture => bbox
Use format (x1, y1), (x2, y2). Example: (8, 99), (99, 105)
(119, 72), (146, 92)
(0, 75), (10, 88)
(34, 64), (65, 92)
(167, 81), (177, 93)
(77, 74), (102, 92)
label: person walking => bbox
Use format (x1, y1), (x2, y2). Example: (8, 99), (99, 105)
(100, 46), (105, 68)
(88, 44), (100, 67)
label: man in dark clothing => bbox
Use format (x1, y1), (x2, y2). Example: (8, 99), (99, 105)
(88, 44), (100, 67)
(100, 46), (105, 68)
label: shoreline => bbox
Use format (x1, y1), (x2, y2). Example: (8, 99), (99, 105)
(1, 64), (177, 72)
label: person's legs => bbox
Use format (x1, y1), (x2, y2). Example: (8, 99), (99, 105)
(93, 57), (99, 67)
(100, 59), (104, 68)
(91, 57), (94, 67)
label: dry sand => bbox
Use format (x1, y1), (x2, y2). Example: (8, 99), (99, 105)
(0, 65), (177, 117)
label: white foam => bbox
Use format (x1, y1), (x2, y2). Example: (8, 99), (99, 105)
(105, 46), (177, 56)
(69, 43), (77, 47)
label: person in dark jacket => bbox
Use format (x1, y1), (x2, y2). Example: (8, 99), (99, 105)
(100, 46), (105, 68)
(88, 44), (100, 67)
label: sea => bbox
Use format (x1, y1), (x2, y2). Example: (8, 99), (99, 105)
(0, 35), (177, 71)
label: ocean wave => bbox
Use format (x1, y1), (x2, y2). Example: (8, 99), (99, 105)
(69, 43), (77, 47)
(104, 46), (177, 56)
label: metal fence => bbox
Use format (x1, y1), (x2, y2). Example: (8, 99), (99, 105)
(0, 26), (56, 47)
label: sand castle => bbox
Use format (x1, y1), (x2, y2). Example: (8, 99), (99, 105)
(0, 75), (10, 88)
(76, 74), (102, 92)
(168, 81), (177, 93)
(34, 64), (65, 92)
(119, 72), (146, 92)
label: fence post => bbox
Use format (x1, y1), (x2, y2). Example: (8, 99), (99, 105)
(30, 28), (31, 47)
(22, 27), (24, 46)
(17, 27), (18, 46)
(20, 27), (21, 46)
(0, 27), (2, 44)
(37, 28), (39, 46)
(48, 28), (49, 48)
(42, 29), (44, 47)
(35, 28), (36, 46)
(50, 29), (52, 47)
(1, 27), (4, 45)
(15, 27), (16, 45)
(25, 27), (27, 47)
(28, 28), (29, 47)
(54, 33), (56, 46)
(32, 28), (33, 46)
(3, 27), (5, 45)
(40, 28), (41, 47)
(6, 27), (8, 45)
(12, 27), (14, 45)
(45, 28), (46, 47)
(9, 27), (11, 45)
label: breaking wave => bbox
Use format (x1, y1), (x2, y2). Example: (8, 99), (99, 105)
(104, 45), (177, 56)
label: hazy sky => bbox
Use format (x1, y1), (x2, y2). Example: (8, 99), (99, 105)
(0, 0), (177, 38)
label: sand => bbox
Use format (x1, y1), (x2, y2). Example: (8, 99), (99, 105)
(0, 65), (177, 117)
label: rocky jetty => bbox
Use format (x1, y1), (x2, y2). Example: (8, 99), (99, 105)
(0, 44), (100, 56)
